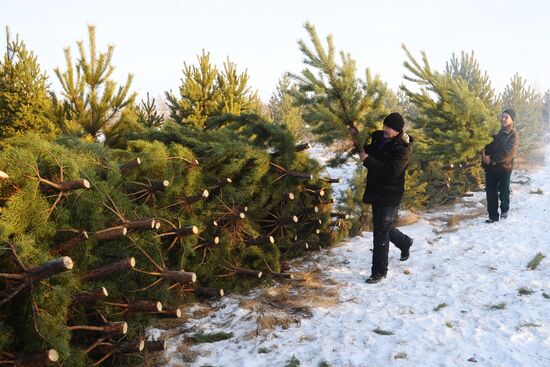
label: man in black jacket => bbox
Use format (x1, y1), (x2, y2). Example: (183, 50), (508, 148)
(359, 112), (414, 284)
(482, 109), (519, 223)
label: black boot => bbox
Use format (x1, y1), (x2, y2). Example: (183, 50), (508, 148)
(400, 238), (413, 261)
(366, 274), (386, 284)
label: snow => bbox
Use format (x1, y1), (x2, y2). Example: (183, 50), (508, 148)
(153, 146), (550, 367)
(308, 144), (356, 200)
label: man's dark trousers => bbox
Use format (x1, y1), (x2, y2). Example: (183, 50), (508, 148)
(485, 170), (512, 221)
(371, 205), (412, 276)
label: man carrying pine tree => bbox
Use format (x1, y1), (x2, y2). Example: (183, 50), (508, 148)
(482, 109), (519, 223)
(359, 112), (414, 284)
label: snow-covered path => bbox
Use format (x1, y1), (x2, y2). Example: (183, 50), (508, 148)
(155, 154), (550, 367)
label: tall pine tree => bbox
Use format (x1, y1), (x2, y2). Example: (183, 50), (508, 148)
(53, 25), (136, 140)
(290, 22), (389, 165)
(165, 50), (220, 126)
(217, 57), (261, 115)
(0, 28), (56, 139)
(499, 73), (543, 161)
(268, 74), (307, 141)
(401, 46), (499, 205)
(136, 92), (165, 128)
(543, 90), (550, 130)
(166, 51), (260, 127)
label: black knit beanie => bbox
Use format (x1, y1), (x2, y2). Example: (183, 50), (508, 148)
(383, 112), (405, 132)
(502, 109), (516, 122)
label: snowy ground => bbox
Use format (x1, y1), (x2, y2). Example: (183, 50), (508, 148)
(152, 148), (550, 367)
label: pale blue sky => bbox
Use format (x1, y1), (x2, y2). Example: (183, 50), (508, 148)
(1, 0), (549, 102)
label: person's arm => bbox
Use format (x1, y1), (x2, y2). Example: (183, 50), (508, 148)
(490, 133), (518, 163)
(363, 145), (410, 179)
(359, 132), (378, 162)
(483, 139), (494, 164)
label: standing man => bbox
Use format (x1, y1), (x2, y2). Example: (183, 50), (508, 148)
(482, 109), (519, 223)
(359, 112), (414, 284)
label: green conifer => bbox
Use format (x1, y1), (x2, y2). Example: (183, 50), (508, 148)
(217, 57), (261, 115)
(401, 46), (499, 205)
(166, 51), (260, 127)
(165, 50), (221, 126)
(136, 92), (165, 128)
(269, 74), (307, 141)
(0, 28), (56, 139)
(499, 74), (543, 161)
(53, 25), (136, 140)
(543, 90), (550, 128)
(290, 22), (389, 165)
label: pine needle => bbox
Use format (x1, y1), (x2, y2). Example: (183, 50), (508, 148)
(488, 302), (506, 310)
(187, 331), (233, 344)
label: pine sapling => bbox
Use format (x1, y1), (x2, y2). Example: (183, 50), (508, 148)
(285, 356), (301, 367)
(187, 331), (233, 344)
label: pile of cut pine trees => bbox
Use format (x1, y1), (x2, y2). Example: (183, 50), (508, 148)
(0, 119), (349, 365)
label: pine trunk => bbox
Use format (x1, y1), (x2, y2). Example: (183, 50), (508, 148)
(235, 267), (262, 278)
(95, 339), (144, 355)
(50, 231), (89, 255)
(160, 270), (197, 284)
(321, 177), (341, 184)
(68, 321), (128, 338)
(196, 286), (224, 298)
(123, 219), (157, 232)
(14, 349), (59, 367)
(40, 178), (90, 192)
(73, 287), (109, 305)
(145, 340), (167, 352)
(20, 256), (74, 282)
(149, 180), (170, 193)
(101, 322), (128, 337)
(94, 226), (127, 241)
(119, 157), (141, 174)
(154, 308), (182, 318)
(127, 300), (163, 313)
(82, 257), (135, 281)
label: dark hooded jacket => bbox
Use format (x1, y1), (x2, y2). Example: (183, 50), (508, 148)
(362, 130), (413, 207)
(483, 127), (518, 173)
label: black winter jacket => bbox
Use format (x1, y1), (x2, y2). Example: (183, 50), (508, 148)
(483, 127), (518, 173)
(362, 130), (413, 207)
